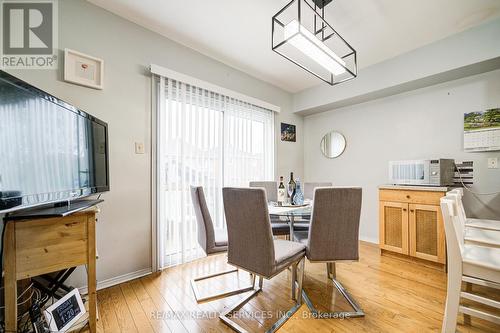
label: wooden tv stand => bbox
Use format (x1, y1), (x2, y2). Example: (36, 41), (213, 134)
(3, 208), (98, 332)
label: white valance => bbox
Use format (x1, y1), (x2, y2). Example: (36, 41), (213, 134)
(149, 64), (280, 113)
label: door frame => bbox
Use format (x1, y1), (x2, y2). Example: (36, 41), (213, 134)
(151, 75), (160, 272)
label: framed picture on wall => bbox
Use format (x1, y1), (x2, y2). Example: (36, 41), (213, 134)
(64, 48), (104, 90)
(281, 122), (296, 142)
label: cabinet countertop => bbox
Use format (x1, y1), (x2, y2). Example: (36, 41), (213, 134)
(379, 185), (454, 192)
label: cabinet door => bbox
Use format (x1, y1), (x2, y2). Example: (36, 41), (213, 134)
(409, 204), (446, 264)
(379, 201), (409, 255)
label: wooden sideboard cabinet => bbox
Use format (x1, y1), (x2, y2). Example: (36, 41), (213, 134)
(3, 208), (98, 332)
(379, 185), (449, 267)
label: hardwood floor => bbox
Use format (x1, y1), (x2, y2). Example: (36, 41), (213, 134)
(87, 242), (500, 333)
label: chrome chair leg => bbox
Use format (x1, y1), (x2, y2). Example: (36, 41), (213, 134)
(219, 275), (262, 333)
(296, 257), (305, 305)
(191, 268), (256, 303)
(269, 257), (305, 333)
(291, 262), (297, 300)
(220, 258), (305, 333)
(268, 301), (302, 333)
(303, 263), (364, 319)
(326, 262), (336, 280)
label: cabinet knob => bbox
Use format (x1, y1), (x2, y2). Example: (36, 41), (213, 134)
(403, 208), (407, 212)
(410, 210), (414, 213)
(406, 195), (410, 199)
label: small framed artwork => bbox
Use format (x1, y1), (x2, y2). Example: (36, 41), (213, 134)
(281, 122), (296, 142)
(64, 48), (104, 90)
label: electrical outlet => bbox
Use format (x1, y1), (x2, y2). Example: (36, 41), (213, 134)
(488, 157), (498, 169)
(135, 142), (145, 154)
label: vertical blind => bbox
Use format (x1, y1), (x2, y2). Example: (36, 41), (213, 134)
(156, 76), (274, 268)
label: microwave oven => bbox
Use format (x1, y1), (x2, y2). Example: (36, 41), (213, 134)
(388, 159), (455, 186)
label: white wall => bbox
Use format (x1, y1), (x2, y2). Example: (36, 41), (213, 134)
(2, 0), (304, 287)
(294, 18), (500, 115)
(304, 69), (500, 243)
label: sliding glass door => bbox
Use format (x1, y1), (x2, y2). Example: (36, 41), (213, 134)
(156, 77), (274, 268)
(224, 99), (275, 187)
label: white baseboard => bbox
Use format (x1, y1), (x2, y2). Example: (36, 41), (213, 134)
(360, 236), (378, 245)
(79, 268), (152, 295)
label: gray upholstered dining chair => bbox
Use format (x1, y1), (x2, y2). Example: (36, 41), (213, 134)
(190, 186), (255, 303)
(294, 182), (333, 231)
(249, 181), (278, 202)
(249, 181), (290, 237)
(221, 187), (306, 333)
(293, 187), (364, 319)
(303, 182), (333, 200)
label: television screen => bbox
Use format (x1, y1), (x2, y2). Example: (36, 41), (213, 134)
(0, 71), (109, 213)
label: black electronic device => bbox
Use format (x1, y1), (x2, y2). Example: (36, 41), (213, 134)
(29, 302), (49, 333)
(0, 70), (109, 213)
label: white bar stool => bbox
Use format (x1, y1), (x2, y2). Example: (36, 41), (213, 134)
(449, 188), (500, 231)
(440, 195), (500, 332)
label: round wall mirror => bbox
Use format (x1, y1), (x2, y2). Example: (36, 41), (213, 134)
(320, 131), (346, 158)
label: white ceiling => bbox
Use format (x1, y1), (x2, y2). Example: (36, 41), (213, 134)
(87, 0), (500, 93)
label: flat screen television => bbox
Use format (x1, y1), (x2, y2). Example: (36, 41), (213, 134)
(0, 71), (109, 213)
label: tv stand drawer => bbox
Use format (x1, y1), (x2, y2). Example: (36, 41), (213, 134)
(14, 215), (89, 279)
(379, 189), (444, 205)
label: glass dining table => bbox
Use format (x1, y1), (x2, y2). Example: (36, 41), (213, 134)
(268, 204), (312, 236)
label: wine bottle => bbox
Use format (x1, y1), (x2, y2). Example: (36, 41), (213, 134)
(277, 176), (286, 206)
(293, 178), (304, 205)
(288, 172), (296, 205)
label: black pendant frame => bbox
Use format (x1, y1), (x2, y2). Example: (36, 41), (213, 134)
(272, 0), (357, 86)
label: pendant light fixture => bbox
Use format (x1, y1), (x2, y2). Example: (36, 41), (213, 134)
(272, 0), (357, 86)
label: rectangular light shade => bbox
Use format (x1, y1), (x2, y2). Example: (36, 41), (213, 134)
(284, 20), (346, 76)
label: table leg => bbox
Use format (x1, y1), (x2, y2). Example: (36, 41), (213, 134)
(4, 222), (17, 333)
(87, 215), (97, 333)
(289, 215), (295, 241)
